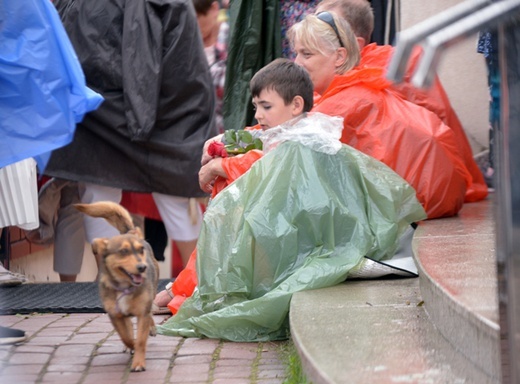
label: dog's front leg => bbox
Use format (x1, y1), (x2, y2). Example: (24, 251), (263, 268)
(110, 315), (135, 351)
(131, 314), (152, 372)
(148, 314), (157, 337)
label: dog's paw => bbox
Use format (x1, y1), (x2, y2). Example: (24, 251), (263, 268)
(122, 346), (135, 354)
(131, 360), (146, 372)
(150, 325), (157, 337)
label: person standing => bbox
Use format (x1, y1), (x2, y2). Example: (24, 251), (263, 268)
(122, 0), (230, 276)
(45, 0), (218, 271)
(194, 0), (229, 134)
(1, 0), (102, 340)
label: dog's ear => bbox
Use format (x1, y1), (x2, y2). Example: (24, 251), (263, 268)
(91, 238), (109, 258)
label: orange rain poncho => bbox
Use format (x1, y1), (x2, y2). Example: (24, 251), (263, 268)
(210, 149), (263, 199)
(312, 66), (472, 219)
(360, 43), (488, 203)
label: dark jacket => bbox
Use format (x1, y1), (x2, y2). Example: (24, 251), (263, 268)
(46, 0), (217, 197)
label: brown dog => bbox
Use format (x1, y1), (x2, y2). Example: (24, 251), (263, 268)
(75, 201), (159, 372)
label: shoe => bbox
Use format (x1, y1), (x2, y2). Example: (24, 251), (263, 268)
(0, 270), (27, 287)
(152, 303), (172, 315)
(0, 326), (26, 345)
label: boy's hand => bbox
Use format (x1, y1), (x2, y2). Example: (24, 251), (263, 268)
(201, 134), (224, 166)
(199, 157), (226, 193)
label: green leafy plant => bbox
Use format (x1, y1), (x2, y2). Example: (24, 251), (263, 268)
(223, 129), (263, 156)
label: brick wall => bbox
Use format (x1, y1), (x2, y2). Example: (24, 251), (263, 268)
(1, 226), (49, 268)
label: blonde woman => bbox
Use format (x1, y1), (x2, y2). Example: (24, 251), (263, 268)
(289, 11), (473, 219)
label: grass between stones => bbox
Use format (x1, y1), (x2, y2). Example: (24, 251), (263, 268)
(279, 340), (312, 384)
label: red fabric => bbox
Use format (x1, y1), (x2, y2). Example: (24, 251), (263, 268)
(360, 43), (488, 203)
(171, 242), (184, 277)
(120, 192), (161, 221)
(312, 67), (472, 219)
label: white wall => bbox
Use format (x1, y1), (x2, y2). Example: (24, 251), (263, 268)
(10, 242), (172, 283)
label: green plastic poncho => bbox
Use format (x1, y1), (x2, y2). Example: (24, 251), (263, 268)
(157, 113), (426, 341)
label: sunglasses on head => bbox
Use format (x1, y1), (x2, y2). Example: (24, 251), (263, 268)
(316, 11), (345, 48)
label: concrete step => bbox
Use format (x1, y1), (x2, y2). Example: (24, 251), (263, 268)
(413, 197), (500, 380)
(290, 197), (499, 383)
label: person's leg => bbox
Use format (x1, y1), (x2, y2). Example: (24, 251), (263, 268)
(54, 182), (85, 282)
(0, 228), (27, 286)
(78, 183), (121, 272)
(144, 218), (168, 262)
(152, 193), (202, 266)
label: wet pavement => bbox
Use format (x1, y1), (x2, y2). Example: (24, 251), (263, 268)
(0, 312), (288, 384)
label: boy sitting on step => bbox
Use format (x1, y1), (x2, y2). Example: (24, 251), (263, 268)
(154, 57), (314, 309)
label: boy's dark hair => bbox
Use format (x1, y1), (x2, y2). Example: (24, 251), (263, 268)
(250, 58), (314, 113)
(192, 0), (216, 14)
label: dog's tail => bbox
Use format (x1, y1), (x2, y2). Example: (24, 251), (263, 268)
(75, 201), (135, 234)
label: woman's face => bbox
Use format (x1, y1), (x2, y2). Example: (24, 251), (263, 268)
(293, 41), (338, 95)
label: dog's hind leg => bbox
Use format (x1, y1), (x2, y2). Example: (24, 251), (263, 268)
(131, 315), (152, 372)
(110, 316), (135, 351)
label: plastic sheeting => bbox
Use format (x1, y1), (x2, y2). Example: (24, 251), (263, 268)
(0, 158), (38, 229)
(45, 0), (217, 197)
(157, 113), (426, 341)
(360, 43), (488, 203)
(0, 0), (103, 172)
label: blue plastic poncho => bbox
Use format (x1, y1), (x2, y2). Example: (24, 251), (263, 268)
(0, 0), (103, 172)
(157, 113), (427, 341)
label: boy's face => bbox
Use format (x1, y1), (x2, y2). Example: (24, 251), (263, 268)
(252, 88), (300, 130)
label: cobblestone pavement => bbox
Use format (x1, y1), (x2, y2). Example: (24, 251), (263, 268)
(0, 313), (288, 384)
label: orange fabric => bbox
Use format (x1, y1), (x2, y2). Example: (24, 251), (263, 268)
(168, 148), (264, 313)
(167, 248), (198, 314)
(360, 43), (488, 202)
(312, 67), (472, 219)
(211, 150), (264, 198)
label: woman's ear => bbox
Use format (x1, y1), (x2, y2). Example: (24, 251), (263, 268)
(292, 95), (305, 116)
(335, 47), (347, 68)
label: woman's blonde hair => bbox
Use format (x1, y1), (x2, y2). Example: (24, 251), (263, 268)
(288, 12), (360, 75)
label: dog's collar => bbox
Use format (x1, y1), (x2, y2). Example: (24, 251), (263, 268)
(111, 284), (137, 313)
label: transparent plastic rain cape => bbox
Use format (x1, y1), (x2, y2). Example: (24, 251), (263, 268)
(157, 113), (426, 341)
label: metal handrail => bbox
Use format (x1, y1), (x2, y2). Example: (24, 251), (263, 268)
(411, 0), (520, 88)
(386, 0), (490, 83)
